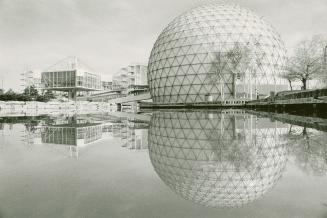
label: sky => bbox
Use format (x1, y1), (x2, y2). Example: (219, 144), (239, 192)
(0, 0), (326, 91)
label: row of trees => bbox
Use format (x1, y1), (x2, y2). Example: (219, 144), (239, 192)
(208, 35), (327, 93)
(0, 85), (55, 102)
(288, 126), (327, 176)
(284, 35), (327, 90)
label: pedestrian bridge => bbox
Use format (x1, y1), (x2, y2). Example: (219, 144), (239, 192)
(107, 92), (151, 104)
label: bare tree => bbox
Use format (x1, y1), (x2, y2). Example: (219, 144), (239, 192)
(207, 43), (251, 99)
(286, 35), (326, 90)
(290, 127), (327, 176)
(281, 73), (297, 91)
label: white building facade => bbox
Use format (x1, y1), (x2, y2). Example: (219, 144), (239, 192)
(112, 64), (148, 91)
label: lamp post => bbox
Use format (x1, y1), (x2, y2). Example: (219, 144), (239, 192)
(324, 44), (327, 73)
(323, 45), (327, 85)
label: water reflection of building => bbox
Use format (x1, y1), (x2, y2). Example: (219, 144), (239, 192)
(39, 116), (104, 158)
(148, 110), (289, 208)
(103, 117), (149, 151)
(125, 120), (148, 150)
(1, 114), (149, 156)
(41, 124), (102, 146)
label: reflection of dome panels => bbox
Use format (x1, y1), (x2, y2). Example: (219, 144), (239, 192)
(148, 3), (287, 103)
(149, 111), (288, 208)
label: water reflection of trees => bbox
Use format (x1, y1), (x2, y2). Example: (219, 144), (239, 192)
(247, 111), (327, 176)
(288, 126), (327, 176)
(0, 116), (47, 131)
(207, 43), (251, 100)
(205, 121), (254, 173)
(24, 120), (41, 133)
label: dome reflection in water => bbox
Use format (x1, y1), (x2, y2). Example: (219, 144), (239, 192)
(148, 110), (288, 208)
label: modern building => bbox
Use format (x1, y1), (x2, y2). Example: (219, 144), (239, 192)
(77, 63), (148, 102)
(147, 3), (288, 104)
(21, 70), (44, 94)
(102, 81), (113, 90)
(112, 63), (148, 94)
(148, 110), (288, 207)
(112, 67), (129, 91)
(128, 64), (148, 87)
(41, 57), (101, 100)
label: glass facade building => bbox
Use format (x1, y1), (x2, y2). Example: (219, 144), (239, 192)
(42, 70), (101, 91)
(148, 3), (288, 104)
(148, 110), (288, 207)
(41, 57), (102, 99)
(42, 71), (77, 89)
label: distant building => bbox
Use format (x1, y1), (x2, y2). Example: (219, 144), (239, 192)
(79, 63), (148, 102)
(112, 67), (129, 91)
(128, 64), (148, 87)
(102, 81), (113, 90)
(21, 70), (44, 94)
(112, 63), (148, 94)
(41, 57), (101, 100)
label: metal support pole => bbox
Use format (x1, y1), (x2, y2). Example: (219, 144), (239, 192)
(243, 73), (246, 99)
(324, 45), (327, 76)
(249, 70), (252, 100)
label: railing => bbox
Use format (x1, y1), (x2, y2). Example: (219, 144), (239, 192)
(246, 88), (327, 105)
(141, 99), (247, 107)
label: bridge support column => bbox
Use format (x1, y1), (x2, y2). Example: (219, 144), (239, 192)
(117, 103), (122, 112)
(131, 102), (139, 113)
(68, 90), (77, 101)
(312, 104), (317, 117)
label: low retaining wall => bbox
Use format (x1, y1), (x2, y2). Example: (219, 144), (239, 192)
(0, 101), (114, 117)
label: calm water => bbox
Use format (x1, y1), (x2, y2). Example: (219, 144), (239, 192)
(0, 110), (327, 218)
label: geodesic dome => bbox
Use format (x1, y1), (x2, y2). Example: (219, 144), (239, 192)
(148, 111), (288, 207)
(148, 3), (287, 104)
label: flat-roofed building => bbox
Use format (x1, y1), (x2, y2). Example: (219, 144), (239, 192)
(128, 64), (148, 87)
(21, 70), (44, 94)
(102, 81), (113, 90)
(112, 63), (148, 94)
(112, 67), (129, 91)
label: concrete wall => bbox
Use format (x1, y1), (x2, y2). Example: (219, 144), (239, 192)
(0, 101), (115, 117)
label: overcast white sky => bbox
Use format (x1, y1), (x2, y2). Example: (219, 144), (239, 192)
(0, 0), (326, 91)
